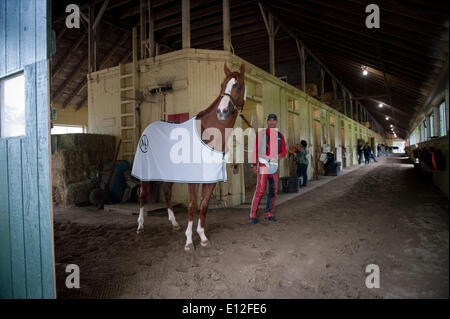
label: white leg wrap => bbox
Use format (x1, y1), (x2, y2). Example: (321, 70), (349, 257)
(137, 207), (145, 233)
(185, 220), (193, 251)
(197, 219), (209, 246)
(168, 208), (179, 228)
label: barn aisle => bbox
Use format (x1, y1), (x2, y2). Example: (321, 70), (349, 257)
(54, 154), (448, 299)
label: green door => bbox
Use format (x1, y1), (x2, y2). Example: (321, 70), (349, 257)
(0, 0), (55, 298)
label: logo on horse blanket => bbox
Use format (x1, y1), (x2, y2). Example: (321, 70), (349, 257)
(139, 135), (149, 153)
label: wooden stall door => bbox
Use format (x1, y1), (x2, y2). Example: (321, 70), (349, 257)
(330, 124), (336, 155)
(313, 119), (322, 176)
(340, 127), (346, 167)
(0, 0), (54, 298)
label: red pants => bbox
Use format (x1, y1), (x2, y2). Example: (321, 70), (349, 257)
(250, 166), (279, 218)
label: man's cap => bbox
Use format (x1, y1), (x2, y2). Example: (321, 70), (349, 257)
(267, 113), (278, 121)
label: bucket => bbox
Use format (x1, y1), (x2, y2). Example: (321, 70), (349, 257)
(281, 177), (300, 193)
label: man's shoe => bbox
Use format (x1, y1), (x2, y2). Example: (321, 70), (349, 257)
(264, 216), (278, 222)
(250, 218), (259, 225)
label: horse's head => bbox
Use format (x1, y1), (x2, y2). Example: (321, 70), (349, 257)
(216, 62), (246, 121)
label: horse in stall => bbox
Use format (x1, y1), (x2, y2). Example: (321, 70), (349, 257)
(132, 62), (247, 252)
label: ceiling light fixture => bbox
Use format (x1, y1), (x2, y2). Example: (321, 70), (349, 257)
(361, 66), (368, 76)
(378, 103), (383, 108)
(385, 116), (389, 120)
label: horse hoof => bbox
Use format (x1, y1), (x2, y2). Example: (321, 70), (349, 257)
(200, 240), (210, 247)
(184, 243), (194, 252)
(136, 228), (144, 234)
(172, 224), (181, 232)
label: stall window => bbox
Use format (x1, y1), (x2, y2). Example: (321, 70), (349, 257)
(428, 114), (434, 137)
(439, 101), (446, 136)
(0, 72), (26, 137)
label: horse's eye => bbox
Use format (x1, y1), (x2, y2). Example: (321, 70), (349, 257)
(237, 84), (242, 90)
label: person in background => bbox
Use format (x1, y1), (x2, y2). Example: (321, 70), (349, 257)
(377, 144), (382, 157)
(363, 143), (371, 165)
(250, 113), (287, 224)
(295, 140), (309, 187)
(385, 145), (390, 157)
(369, 146), (377, 163)
(357, 141), (364, 165)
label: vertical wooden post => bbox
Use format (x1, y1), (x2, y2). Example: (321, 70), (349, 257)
(342, 87), (347, 116)
(148, 0), (155, 57)
(182, 0), (190, 49)
(331, 77), (337, 108)
(356, 102), (360, 122)
(320, 68), (325, 101)
(94, 20), (100, 71)
(132, 27), (138, 68)
(349, 92), (353, 120)
(88, 2), (95, 73)
(140, 0), (147, 59)
(259, 3), (278, 75)
(223, 0), (231, 52)
(299, 41), (306, 92)
(268, 12), (275, 75)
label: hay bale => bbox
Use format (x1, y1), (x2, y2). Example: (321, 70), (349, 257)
(51, 133), (117, 207)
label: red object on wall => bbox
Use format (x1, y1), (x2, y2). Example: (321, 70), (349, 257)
(168, 113), (190, 123)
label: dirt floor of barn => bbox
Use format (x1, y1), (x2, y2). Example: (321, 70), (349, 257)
(53, 154), (449, 299)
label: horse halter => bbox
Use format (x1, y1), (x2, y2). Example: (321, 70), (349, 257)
(220, 92), (244, 114)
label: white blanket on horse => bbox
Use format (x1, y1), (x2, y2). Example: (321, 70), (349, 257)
(131, 116), (227, 183)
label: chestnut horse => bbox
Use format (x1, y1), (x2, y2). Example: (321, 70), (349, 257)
(137, 62), (246, 252)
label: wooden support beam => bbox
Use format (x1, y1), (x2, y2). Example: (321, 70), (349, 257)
(182, 0), (190, 49)
(349, 92), (353, 119)
(295, 39), (306, 92)
(148, 0), (155, 57)
(259, 3), (354, 101)
(67, 37), (132, 110)
(92, 0), (110, 31)
(52, 32), (87, 79)
(258, 2), (277, 75)
(140, 0), (147, 59)
(223, 0), (231, 52)
(341, 87), (347, 116)
(74, 51), (133, 111)
(55, 26), (67, 42)
(320, 68), (325, 101)
(331, 77), (337, 103)
(53, 53), (88, 102)
(88, 2), (96, 73)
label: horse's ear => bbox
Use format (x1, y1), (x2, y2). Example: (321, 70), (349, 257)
(239, 62), (245, 76)
(224, 63), (231, 76)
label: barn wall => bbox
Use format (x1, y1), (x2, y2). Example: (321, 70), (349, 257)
(0, 0), (54, 298)
(87, 49), (384, 207)
(52, 103), (88, 128)
(87, 67), (121, 137)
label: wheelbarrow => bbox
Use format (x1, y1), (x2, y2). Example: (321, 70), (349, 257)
(89, 139), (122, 208)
